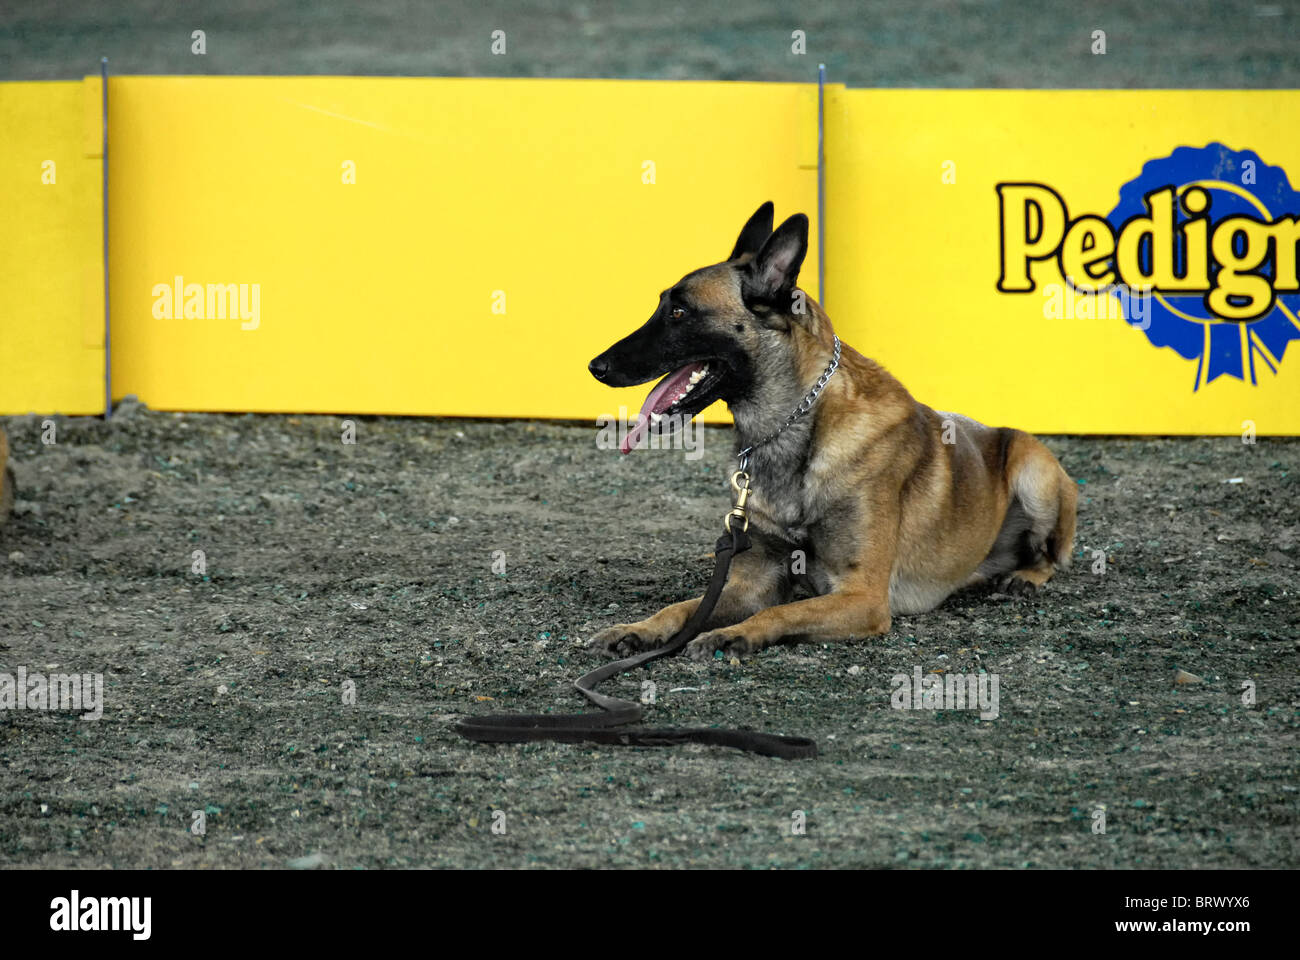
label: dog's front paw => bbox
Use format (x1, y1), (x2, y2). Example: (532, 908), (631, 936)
(997, 573), (1041, 598)
(685, 629), (760, 662)
(588, 623), (668, 658)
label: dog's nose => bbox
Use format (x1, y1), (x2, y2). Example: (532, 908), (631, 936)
(588, 356), (610, 382)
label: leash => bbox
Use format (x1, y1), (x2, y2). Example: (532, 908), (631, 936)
(454, 335), (842, 760)
(454, 482), (817, 759)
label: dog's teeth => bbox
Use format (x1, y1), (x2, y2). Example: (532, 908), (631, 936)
(650, 412), (663, 424)
(689, 368), (706, 384)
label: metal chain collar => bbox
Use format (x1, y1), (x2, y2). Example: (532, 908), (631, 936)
(726, 334), (842, 532)
(736, 333), (841, 472)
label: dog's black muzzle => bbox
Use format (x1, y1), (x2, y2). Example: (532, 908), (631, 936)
(588, 316), (675, 387)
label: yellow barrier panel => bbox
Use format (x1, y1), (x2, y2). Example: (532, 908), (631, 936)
(108, 77), (821, 422)
(0, 79), (105, 415)
(826, 89), (1300, 435)
(12, 81), (1297, 433)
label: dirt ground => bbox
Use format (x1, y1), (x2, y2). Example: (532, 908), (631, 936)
(0, 408), (1296, 868)
(2, 0), (1297, 88)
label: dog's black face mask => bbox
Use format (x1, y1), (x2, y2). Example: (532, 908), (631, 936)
(588, 202), (810, 453)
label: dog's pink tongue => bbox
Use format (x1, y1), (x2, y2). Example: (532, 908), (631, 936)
(620, 362), (707, 454)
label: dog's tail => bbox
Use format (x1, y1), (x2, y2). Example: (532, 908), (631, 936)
(1007, 434), (1076, 571)
(1046, 461), (1077, 570)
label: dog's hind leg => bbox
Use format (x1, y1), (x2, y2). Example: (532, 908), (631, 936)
(998, 435), (1076, 595)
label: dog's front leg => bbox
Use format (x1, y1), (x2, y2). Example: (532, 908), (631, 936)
(588, 539), (786, 657)
(685, 590), (892, 660)
(687, 494), (900, 660)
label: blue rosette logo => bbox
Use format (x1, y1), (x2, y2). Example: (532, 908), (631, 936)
(1106, 144), (1300, 389)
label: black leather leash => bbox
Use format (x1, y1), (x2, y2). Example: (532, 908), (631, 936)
(453, 523), (818, 760)
(456, 341), (844, 761)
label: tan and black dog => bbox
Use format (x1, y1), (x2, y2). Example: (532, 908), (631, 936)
(587, 202), (1076, 661)
(0, 426), (14, 527)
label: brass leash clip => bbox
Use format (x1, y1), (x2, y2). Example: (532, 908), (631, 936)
(725, 470), (752, 533)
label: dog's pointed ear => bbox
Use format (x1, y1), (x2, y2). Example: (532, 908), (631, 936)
(729, 201), (775, 261)
(746, 213), (808, 299)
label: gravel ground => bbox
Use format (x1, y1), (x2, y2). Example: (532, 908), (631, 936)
(2, 0), (1297, 88)
(1, 408), (1296, 868)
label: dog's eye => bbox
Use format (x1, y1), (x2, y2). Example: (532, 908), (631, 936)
(670, 308), (686, 319)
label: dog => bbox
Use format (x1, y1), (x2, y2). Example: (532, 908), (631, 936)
(586, 202), (1077, 662)
(0, 426), (13, 527)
